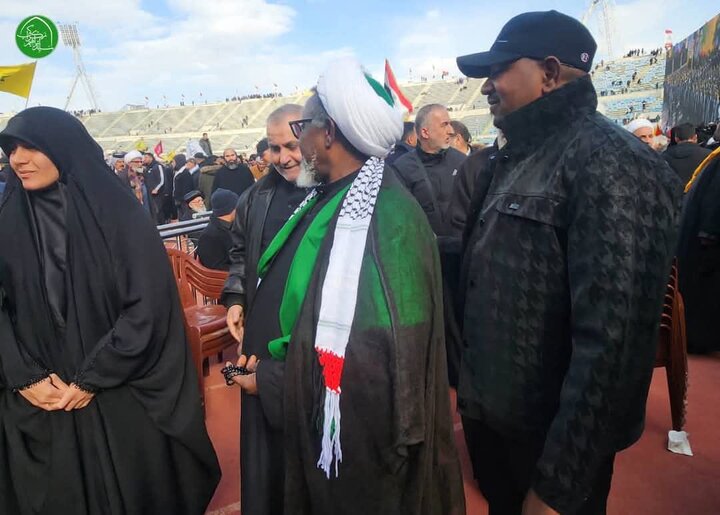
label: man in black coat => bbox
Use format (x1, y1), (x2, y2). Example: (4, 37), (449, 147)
(222, 103), (308, 338)
(677, 148), (720, 353)
(663, 123), (711, 186)
(390, 104), (466, 237)
(197, 189), (239, 270)
(220, 103), (308, 515)
(143, 152), (168, 223)
(211, 148), (255, 197)
(390, 103), (467, 386)
(455, 11), (682, 514)
(173, 155), (195, 216)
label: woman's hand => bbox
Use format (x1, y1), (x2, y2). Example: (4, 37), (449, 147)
(18, 373), (69, 411)
(226, 354), (259, 395)
(53, 383), (96, 411)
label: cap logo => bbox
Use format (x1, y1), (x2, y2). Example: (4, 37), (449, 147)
(580, 52), (590, 63)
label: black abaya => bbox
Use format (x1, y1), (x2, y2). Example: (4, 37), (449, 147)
(0, 107), (220, 515)
(677, 153), (720, 353)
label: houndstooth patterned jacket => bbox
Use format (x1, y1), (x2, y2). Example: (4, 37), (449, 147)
(458, 75), (683, 513)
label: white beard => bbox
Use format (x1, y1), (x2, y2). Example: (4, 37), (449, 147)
(296, 155), (320, 188)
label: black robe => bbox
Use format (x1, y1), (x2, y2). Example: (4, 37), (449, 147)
(281, 171), (465, 514)
(211, 164), (255, 197)
(677, 150), (720, 353)
(0, 107), (220, 515)
(241, 173), (357, 515)
(197, 216), (233, 270)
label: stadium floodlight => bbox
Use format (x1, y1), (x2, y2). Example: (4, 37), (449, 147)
(582, 0), (618, 59)
(59, 23), (81, 48)
(59, 22), (99, 111)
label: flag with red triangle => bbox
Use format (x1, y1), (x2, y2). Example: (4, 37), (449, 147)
(154, 140), (163, 156)
(384, 59), (413, 113)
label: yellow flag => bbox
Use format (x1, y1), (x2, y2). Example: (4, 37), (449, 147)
(0, 62), (36, 99)
(134, 138), (148, 152)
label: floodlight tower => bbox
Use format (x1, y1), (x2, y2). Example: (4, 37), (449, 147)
(582, 0), (618, 59)
(59, 23), (100, 111)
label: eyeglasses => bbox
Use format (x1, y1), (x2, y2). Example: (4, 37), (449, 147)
(288, 118), (313, 139)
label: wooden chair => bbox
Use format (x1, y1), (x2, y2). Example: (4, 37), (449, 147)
(654, 262), (688, 431)
(166, 248), (235, 403)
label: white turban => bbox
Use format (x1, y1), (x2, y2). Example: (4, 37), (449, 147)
(625, 118), (654, 134)
(124, 150), (143, 164)
(316, 58), (403, 158)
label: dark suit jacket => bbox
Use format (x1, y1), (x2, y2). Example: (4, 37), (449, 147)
(197, 217), (233, 270)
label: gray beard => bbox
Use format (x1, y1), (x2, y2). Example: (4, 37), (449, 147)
(296, 157), (320, 188)
(226, 162), (239, 170)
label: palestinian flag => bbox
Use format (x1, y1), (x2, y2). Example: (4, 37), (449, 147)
(384, 59), (413, 114)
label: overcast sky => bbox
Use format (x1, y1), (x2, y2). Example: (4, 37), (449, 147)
(1, 0), (718, 113)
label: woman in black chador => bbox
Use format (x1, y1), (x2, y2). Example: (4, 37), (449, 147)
(0, 107), (220, 514)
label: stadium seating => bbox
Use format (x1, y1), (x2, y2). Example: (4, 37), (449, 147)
(0, 53), (668, 154)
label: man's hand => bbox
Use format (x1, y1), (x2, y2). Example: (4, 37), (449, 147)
(18, 373), (69, 411)
(522, 490), (559, 515)
(226, 354), (259, 395)
(226, 304), (244, 344)
(53, 384), (96, 411)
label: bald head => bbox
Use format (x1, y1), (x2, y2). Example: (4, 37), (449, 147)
(267, 103), (303, 127)
(266, 103), (304, 181)
(415, 104), (453, 153)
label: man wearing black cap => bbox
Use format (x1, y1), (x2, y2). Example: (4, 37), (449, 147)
(197, 188), (239, 270)
(180, 189), (206, 221)
(455, 10), (682, 515)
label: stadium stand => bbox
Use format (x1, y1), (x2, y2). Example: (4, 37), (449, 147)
(0, 53), (667, 154)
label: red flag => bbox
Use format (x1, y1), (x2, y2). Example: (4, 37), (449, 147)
(384, 59), (413, 113)
(154, 140), (163, 156)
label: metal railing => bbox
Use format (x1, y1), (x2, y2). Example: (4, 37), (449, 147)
(158, 213), (211, 252)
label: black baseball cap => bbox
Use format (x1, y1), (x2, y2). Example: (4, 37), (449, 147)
(457, 10), (597, 78)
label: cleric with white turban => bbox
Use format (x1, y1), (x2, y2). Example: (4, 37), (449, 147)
(316, 57), (403, 158)
(226, 56), (465, 515)
(626, 118), (655, 146)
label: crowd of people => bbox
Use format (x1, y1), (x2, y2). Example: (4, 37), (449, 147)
(0, 8), (718, 515)
(664, 50), (720, 128)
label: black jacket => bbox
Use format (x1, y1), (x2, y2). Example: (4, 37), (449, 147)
(385, 141), (414, 166)
(212, 164), (255, 197)
(449, 145), (495, 241)
(197, 217), (233, 271)
(459, 76), (683, 513)
(221, 168), (306, 310)
(144, 159), (166, 194)
(173, 169), (194, 205)
(390, 145), (466, 238)
(662, 142), (711, 185)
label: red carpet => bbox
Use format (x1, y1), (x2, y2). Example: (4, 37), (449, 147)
(204, 353), (720, 514)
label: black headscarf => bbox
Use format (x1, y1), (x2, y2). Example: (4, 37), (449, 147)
(0, 107), (219, 513)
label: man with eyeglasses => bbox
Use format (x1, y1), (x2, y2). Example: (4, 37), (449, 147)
(455, 10), (682, 515)
(220, 103), (308, 515)
(227, 58), (464, 514)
